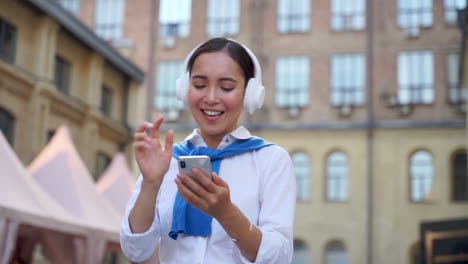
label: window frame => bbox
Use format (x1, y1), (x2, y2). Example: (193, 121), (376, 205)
(94, 0), (125, 41)
(0, 107), (15, 146)
(326, 151), (349, 202)
(155, 61), (185, 111)
(446, 52), (466, 104)
(94, 151), (112, 181)
(0, 17), (17, 64)
(397, 50), (434, 105)
(451, 150), (467, 202)
(54, 55), (71, 94)
(397, 0), (433, 29)
(159, 0), (192, 38)
(444, 0), (467, 25)
(292, 152), (311, 201)
(330, 0), (366, 31)
(100, 85), (113, 117)
(55, 0), (80, 15)
(277, 0), (311, 33)
(330, 53), (366, 106)
(206, 0), (239, 37)
(409, 150), (434, 202)
(275, 55), (310, 108)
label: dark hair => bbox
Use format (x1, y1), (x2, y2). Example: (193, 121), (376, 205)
(186, 38), (255, 87)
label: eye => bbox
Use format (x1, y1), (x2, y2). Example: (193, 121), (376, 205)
(221, 87), (234, 92)
(193, 85), (206, 89)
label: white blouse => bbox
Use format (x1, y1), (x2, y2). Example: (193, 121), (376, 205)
(120, 126), (296, 264)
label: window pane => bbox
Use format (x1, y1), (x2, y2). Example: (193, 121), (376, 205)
(275, 56), (310, 108)
(398, 51), (434, 104)
(447, 53), (466, 104)
(55, 0), (80, 15)
(327, 152), (348, 201)
(155, 61), (185, 110)
(397, 0), (433, 28)
(444, 0), (467, 24)
(0, 108), (15, 146)
(331, 53), (366, 106)
(207, 0), (239, 37)
(293, 153), (310, 201)
(0, 18), (17, 63)
(453, 152), (467, 201)
(94, 0), (125, 40)
(159, 0), (192, 37)
(277, 0), (310, 33)
(410, 151), (433, 202)
(331, 0), (366, 31)
(101, 86), (113, 117)
(326, 242), (347, 264)
(54, 56), (71, 94)
(292, 240), (310, 264)
(95, 152), (111, 181)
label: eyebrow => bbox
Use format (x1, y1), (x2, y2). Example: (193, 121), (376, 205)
(191, 75), (238, 83)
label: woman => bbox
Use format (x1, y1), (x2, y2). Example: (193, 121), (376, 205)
(120, 38), (295, 263)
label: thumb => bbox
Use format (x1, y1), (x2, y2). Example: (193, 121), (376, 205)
(212, 173), (228, 188)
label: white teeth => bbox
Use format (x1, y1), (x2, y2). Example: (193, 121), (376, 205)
(203, 110), (222, 116)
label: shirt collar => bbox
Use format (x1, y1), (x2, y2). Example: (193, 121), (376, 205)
(183, 126), (252, 149)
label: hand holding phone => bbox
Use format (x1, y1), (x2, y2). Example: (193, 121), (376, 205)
(177, 155), (212, 183)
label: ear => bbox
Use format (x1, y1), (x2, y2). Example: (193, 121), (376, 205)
(176, 72), (190, 105)
(243, 78), (265, 114)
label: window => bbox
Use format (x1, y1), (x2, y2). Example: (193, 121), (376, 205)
(325, 241), (347, 264)
(46, 129), (56, 143)
(410, 151), (433, 202)
(100, 85), (113, 117)
(398, 51), (434, 104)
(397, 0), (433, 29)
(292, 152), (310, 201)
(331, 53), (366, 106)
(206, 0), (239, 37)
(447, 53), (466, 104)
(277, 0), (310, 33)
(275, 56), (309, 108)
(94, 0), (125, 40)
(444, 0), (467, 25)
(95, 151), (111, 181)
(0, 17), (16, 63)
(55, 0), (80, 15)
(159, 0), (192, 37)
(326, 152), (348, 201)
(452, 151), (467, 201)
(155, 61), (184, 110)
(331, 0), (366, 31)
(54, 56), (71, 94)
(292, 239), (309, 264)
(0, 108), (15, 146)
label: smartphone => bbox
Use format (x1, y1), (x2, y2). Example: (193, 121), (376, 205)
(177, 155), (212, 183)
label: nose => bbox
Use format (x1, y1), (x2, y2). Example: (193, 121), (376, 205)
(203, 86), (220, 105)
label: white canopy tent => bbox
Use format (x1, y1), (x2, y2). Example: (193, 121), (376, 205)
(27, 126), (121, 264)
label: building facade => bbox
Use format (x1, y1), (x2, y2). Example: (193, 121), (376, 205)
(60, 0), (467, 263)
(0, 0), (143, 179)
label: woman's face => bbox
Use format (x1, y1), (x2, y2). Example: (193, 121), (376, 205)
(188, 51), (246, 143)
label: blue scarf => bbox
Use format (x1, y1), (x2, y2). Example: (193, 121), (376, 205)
(169, 136), (273, 240)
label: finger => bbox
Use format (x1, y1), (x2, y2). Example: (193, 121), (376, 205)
(134, 132), (150, 142)
(135, 121), (153, 133)
(175, 177), (206, 208)
(133, 141), (151, 151)
(150, 116), (164, 138)
(178, 172), (209, 197)
(193, 168), (216, 193)
(212, 173), (229, 188)
(164, 130), (174, 152)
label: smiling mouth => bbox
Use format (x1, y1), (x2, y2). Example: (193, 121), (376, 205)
(202, 109), (223, 116)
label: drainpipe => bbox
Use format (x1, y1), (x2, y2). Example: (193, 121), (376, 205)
(365, 0), (375, 263)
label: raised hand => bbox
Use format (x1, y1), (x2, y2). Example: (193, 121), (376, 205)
(133, 116), (174, 186)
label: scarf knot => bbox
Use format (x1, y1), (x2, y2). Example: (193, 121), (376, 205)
(169, 136), (272, 240)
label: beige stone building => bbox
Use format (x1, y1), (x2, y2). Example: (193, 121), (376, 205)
(49, 0), (467, 263)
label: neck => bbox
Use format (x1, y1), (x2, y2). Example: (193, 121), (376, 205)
(197, 129), (225, 149)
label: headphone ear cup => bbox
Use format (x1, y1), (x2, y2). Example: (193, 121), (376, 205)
(243, 78), (265, 114)
(176, 72), (190, 105)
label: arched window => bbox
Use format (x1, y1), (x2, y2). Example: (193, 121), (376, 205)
(292, 239), (309, 264)
(410, 151), (433, 202)
(327, 152), (348, 201)
(292, 152), (310, 201)
(452, 151), (467, 201)
(325, 240), (347, 264)
(0, 108), (15, 145)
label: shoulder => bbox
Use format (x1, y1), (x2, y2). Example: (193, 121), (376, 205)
(254, 144), (292, 166)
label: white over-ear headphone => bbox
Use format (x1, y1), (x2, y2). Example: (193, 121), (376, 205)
(175, 38), (265, 115)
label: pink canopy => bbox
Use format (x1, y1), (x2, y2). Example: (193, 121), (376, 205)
(96, 153), (135, 217)
(0, 132), (88, 264)
(27, 126), (121, 263)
